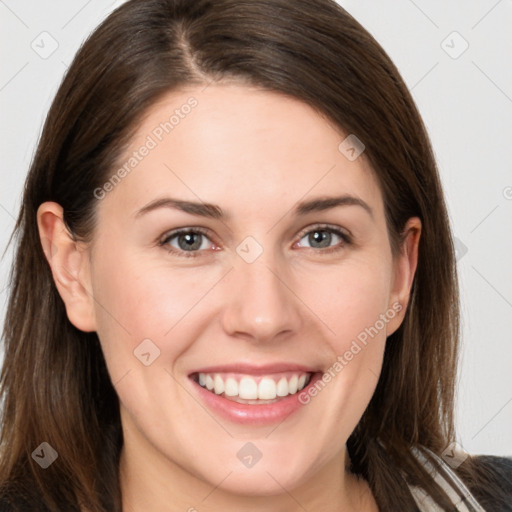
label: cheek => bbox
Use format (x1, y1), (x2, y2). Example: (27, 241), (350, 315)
(89, 250), (216, 377)
(295, 257), (392, 408)
(299, 255), (393, 344)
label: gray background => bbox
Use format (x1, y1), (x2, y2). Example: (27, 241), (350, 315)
(0, 0), (511, 456)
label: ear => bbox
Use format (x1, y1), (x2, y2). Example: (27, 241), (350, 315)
(37, 201), (97, 332)
(386, 217), (421, 336)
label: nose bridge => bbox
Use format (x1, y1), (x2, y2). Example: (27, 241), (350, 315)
(221, 244), (302, 342)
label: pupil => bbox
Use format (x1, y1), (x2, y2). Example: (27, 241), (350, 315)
(309, 230), (331, 248)
(179, 233), (201, 251)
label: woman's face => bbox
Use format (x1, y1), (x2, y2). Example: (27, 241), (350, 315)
(47, 84), (419, 498)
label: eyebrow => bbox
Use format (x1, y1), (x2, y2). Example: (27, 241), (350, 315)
(135, 198), (224, 220)
(134, 194), (373, 220)
(295, 195), (373, 218)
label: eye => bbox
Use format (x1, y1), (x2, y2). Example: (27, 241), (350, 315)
(159, 228), (216, 257)
(296, 225), (351, 252)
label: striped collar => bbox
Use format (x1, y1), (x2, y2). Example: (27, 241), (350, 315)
(408, 446), (486, 511)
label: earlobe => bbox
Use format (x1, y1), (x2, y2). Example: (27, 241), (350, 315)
(37, 202), (97, 332)
(386, 217), (422, 336)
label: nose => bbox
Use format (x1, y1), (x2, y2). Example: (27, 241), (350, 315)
(220, 252), (303, 344)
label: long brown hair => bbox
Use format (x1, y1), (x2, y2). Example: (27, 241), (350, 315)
(0, 0), (481, 510)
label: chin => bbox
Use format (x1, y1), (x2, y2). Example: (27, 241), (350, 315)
(218, 471), (302, 497)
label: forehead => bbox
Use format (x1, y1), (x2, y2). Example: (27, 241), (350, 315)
(97, 84), (383, 221)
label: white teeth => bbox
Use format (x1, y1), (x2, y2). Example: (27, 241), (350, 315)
(276, 377), (289, 397)
(214, 375), (224, 395)
(224, 377), (238, 396)
(239, 377), (258, 399)
(288, 375), (298, 394)
(196, 372), (311, 400)
(258, 378), (277, 400)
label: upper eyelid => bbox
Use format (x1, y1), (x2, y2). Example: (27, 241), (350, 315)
(160, 226), (212, 242)
(296, 223), (351, 239)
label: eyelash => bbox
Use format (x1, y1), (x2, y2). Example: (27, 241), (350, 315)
(158, 224), (352, 259)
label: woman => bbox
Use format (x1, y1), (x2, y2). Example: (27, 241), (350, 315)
(1, 0), (511, 510)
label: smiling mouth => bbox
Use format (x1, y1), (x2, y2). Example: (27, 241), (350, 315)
(190, 371), (313, 404)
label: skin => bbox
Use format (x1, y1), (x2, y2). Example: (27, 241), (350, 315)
(38, 83), (420, 512)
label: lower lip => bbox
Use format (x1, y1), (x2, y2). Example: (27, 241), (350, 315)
(190, 373), (322, 426)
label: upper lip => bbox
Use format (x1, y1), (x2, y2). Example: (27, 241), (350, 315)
(189, 362), (320, 376)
